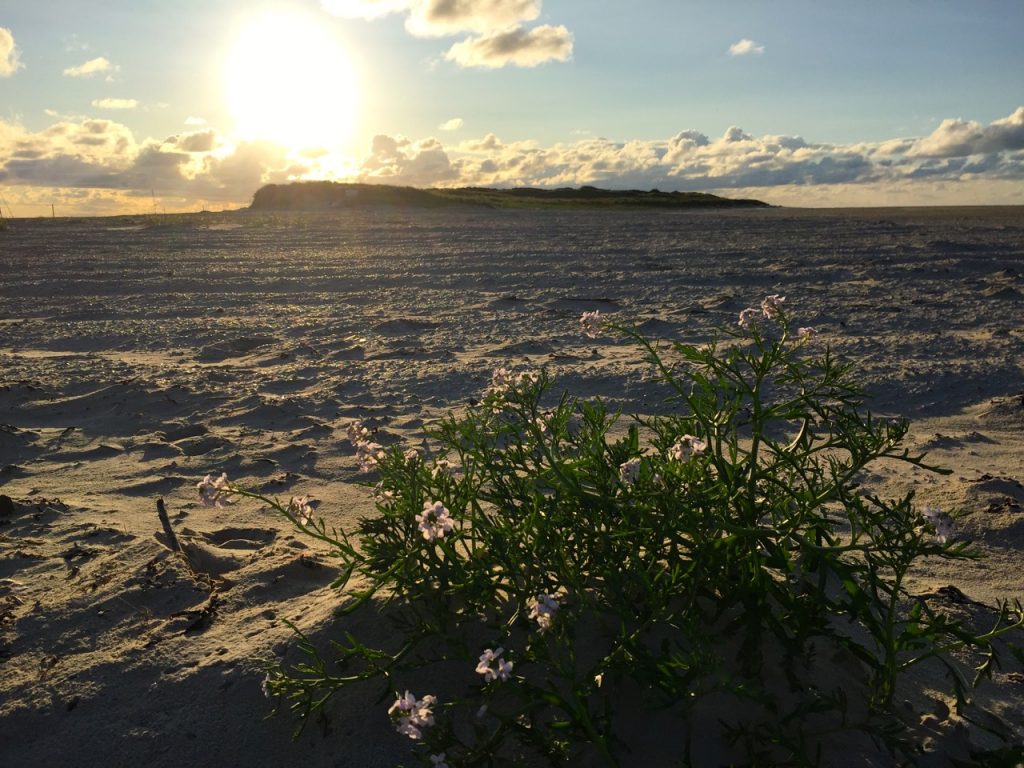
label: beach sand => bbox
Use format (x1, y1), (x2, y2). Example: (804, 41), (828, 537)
(1, 206), (1023, 765)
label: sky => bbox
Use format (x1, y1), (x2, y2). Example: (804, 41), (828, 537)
(1, 0), (1023, 216)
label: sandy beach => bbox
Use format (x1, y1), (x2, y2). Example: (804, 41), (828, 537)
(2, 205), (1023, 766)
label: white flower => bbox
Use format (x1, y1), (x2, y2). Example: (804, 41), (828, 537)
(487, 366), (539, 398)
(287, 495), (314, 526)
(355, 440), (385, 472)
(403, 448), (419, 464)
(738, 307), (759, 329)
(528, 593), (560, 633)
(476, 647), (514, 683)
(416, 500), (455, 542)
(346, 420), (372, 445)
(197, 472), (230, 507)
(797, 326), (815, 339)
(388, 691), (437, 740)
(373, 482), (396, 502)
(619, 457), (642, 486)
(669, 435), (707, 463)
(430, 755), (449, 768)
(580, 310), (603, 338)
(260, 673), (272, 698)
(761, 294), (786, 318)
(921, 505), (955, 544)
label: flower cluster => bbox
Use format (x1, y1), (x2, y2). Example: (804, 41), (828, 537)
(346, 420), (385, 472)
(580, 310), (604, 338)
(921, 505), (955, 544)
(197, 472), (230, 507)
(416, 500), (455, 542)
(475, 647), (514, 683)
(738, 293), (787, 329)
(618, 457), (642, 486)
(431, 458), (458, 479)
(388, 690), (437, 740)
(669, 434), (707, 463)
(528, 593), (560, 633)
(487, 367), (540, 398)
(287, 495), (314, 526)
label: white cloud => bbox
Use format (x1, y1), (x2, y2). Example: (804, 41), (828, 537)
(92, 98), (138, 110)
(322, 0), (570, 69)
(728, 38), (764, 57)
(0, 27), (24, 77)
(908, 107), (1024, 158)
(405, 0), (540, 37)
(184, 116), (207, 126)
(63, 56), (117, 78)
(439, 117), (464, 131)
(4, 107), (1024, 213)
(445, 24), (573, 68)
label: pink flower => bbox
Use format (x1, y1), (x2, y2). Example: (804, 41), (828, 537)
(761, 294), (786, 318)
(580, 310), (603, 338)
(416, 501), (455, 542)
(197, 472), (230, 507)
(475, 647), (514, 683)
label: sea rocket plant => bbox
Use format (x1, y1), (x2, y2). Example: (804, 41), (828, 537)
(528, 593), (560, 633)
(388, 691), (437, 740)
(197, 472), (230, 507)
(580, 310), (603, 338)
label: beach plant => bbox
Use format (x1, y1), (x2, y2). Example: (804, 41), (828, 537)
(201, 296), (1023, 765)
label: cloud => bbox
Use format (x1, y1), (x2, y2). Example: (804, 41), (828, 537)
(728, 38), (764, 57)
(445, 24), (572, 68)
(323, 0), (569, 69)
(92, 98), (139, 110)
(63, 56), (117, 78)
(0, 27), (24, 77)
(184, 116), (207, 126)
(360, 134), (457, 184)
(4, 107), (1024, 213)
(908, 106), (1024, 157)
(172, 129), (218, 153)
(405, 0), (540, 37)
(439, 117), (464, 131)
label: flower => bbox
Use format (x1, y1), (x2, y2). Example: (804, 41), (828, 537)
(487, 366), (540, 398)
(197, 472), (230, 507)
(619, 457), (642, 486)
(416, 500), (454, 542)
(355, 440), (385, 472)
(580, 310), (603, 338)
(430, 755), (449, 768)
(921, 505), (955, 544)
(287, 495), (314, 526)
(761, 294), (786, 318)
(388, 690), (437, 740)
(528, 593), (560, 633)
(669, 435), (707, 463)
(738, 307), (759, 329)
(260, 673), (272, 698)
(346, 420), (372, 445)
(476, 647), (514, 683)
(797, 326), (815, 339)
(403, 448), (419, 464)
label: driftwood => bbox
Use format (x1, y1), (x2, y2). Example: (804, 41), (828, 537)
(155, 497), (182, 553)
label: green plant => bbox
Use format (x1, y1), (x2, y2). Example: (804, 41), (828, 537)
(201, 296), (1023, 766)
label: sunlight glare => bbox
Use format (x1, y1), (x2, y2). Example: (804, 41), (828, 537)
(224, 10), (357, 151)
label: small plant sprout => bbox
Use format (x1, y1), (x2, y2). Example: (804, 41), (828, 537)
(416, 501), (454, 542)
(580, 310), (603, 338)
(196, 472), (230, 507)
(475, 647), (514, 683)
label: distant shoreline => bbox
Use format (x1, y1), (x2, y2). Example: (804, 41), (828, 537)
(248, 180), (771, 211)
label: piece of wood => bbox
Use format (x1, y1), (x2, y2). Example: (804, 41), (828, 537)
(156, 498), (182, 554)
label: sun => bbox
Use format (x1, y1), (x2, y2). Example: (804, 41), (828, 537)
(224, 10), (357, 151)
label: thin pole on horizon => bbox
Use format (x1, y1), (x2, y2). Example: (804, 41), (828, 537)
(51, 203), (55, 219)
